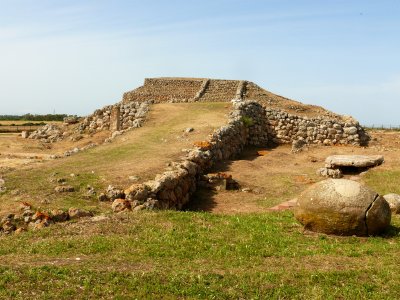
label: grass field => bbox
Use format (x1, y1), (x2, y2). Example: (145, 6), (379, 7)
(0, 211), (398, 299)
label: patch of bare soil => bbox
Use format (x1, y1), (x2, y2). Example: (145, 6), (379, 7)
(189, 130), (400, 215)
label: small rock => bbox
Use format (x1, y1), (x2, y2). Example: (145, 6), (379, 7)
(98, 193), (109, 202)
(57, 178), (66, 184)
(383, 194), (400, 214)
(2, 220), (16, 233)
(86, 185), (96, 196)
(185, 127), (194, 133)
(128, 176), (140, 182)
(106, 185), (125, 200)
(317, 167), (343, 179)
(111, 131), (123, 139)
(68, 208), (93, 219)
(14, 227), (26, 234)
(18, 202), (32, 212)
(50, 209), (69, 222)
(133, 204), (146, 211)
(55, 185), (75, 193)
(33, 221), (50, 230)
(112, 199), (131, 213)
(1, 214), (15, 223)
(21, 131), (29, 139)
(32, 211), (51, 223)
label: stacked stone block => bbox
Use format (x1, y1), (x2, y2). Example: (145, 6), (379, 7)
(79, 101), (150, 133)
(123, 78), (203, 103)
(265, 108), (369, 146)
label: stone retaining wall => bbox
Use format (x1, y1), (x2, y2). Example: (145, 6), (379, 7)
(28, 101), (150, 143)
(118, 101), (267, 210)
(123, 78), (203, 103)
(265, 108), (369, 146)
(77, 101), (150, 133)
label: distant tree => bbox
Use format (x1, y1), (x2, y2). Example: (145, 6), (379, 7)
(0, 114), (76, 121)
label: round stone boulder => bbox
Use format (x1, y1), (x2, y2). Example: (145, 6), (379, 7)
(295, 179), (391, 236)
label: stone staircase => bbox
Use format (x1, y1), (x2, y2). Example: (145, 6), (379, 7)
(198, 80), (239, 102)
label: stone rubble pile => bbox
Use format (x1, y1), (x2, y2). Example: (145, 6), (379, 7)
(28, 124), (64, 143)
(0, 202), (93, 234)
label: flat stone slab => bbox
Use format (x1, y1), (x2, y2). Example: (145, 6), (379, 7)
(325, 155), (384, 169)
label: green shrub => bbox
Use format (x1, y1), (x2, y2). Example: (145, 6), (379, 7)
(241, 116), (254, 127)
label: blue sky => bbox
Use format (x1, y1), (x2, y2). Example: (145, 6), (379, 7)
(0, 0), (399, 125)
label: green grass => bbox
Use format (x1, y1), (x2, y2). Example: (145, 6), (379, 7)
(0, 211), (399, 299)
(363, 169), (400, 196)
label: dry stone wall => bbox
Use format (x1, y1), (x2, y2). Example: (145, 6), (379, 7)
(265, 108), (369, 146)
(112, 100), (267, 211)
(28, 101), (150, 143)
(78, 101), (150, 133)
(123, 78), (203, 103)
(199, 80), (238, 102)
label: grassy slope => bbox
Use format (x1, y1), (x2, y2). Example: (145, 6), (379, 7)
(0, 102), (229, 214)
(0, 211), (399, 299)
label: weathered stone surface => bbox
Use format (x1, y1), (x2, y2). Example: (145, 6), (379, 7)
(98, 193), (109, 202)
(325, 155), (384, 169)
(317, 167), (343, 179)
(383, 194), (400, 214)
(295, 179), (391, 236)
(111, 199), (131, 212)
(21, 131), (29, 139)
(125, 184), (149, 202)
(106, 185), (125, 200)
(68, 208), (92, 219)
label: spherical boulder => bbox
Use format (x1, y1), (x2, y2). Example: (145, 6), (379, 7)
(295, 179), (391, 236)
(383, 194), (400, 214)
